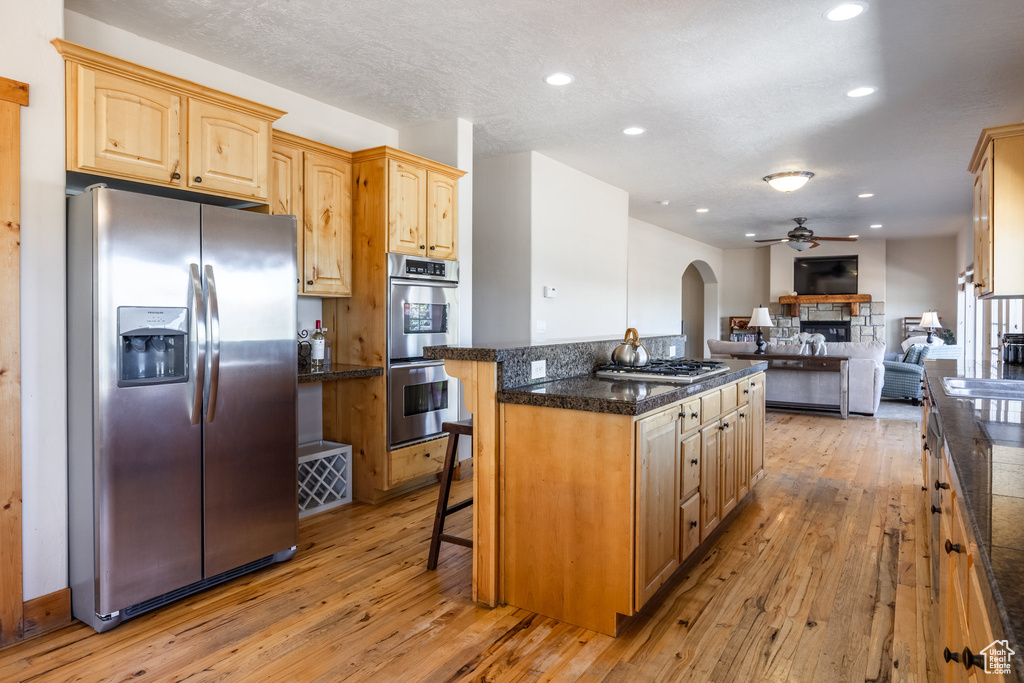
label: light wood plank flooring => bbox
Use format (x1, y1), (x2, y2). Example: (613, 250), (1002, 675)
(0, 412), (936, 682)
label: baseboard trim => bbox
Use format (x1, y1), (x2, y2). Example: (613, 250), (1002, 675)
(21, 588), (71, 640)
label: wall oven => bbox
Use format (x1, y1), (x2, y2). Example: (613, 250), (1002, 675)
(387, 254), (460, 448)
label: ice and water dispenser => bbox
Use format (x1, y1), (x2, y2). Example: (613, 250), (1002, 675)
(117, 307), (189, 386)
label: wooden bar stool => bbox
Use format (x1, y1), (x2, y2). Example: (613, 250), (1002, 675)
(427, 419), (473, 570)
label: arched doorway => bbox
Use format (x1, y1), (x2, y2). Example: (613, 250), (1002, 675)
(681, 260), (719, 358)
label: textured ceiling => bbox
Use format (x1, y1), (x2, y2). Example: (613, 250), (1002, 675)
(66, 0), (1024, 248)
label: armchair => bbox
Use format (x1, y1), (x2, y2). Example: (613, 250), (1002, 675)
(881, 344), (931, 403)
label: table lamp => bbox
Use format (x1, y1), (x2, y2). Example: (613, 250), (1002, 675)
(920, 311), (941, 344)
(750, 306), (774, 354)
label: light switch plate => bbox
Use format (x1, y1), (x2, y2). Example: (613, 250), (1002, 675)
(536, 319), (547, 334)
(531, 359), (546, 380)
(543, 286), (557, 298)
(669, 345), (676, 357)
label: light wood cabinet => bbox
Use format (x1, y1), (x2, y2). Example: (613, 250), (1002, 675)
(636, 406), (681, 606)
(270, 132), (352, 297)
(700, 420), (721, 540)
(748, 375), (765, 483)
(680, 494), (701, 561)
(969, 124), (1024, 298)
(681, 430), (701, 500)
(55, 39), (283, 203)
(736, 406), (750, 500)
(719, 410), (739, 519)
(385, 154), (463, 258)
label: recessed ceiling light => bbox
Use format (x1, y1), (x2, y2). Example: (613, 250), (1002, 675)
(622, 126), (646, 135)
(870, 224), (883, 229)
(858, 193), (874, 198)
(824, 2), (868, 21)
(745, 233), (756, 237)
(849, 234), (860, 238)
(657, 200), (670, 205)
(696, 208), (709, 213)
(544, 72), (574, 86)
(846, 86), (877, 98)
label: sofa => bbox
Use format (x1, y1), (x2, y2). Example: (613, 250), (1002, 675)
(707, 339), (886, 415)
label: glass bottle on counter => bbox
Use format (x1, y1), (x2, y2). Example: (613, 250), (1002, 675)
(311, 320), (325, 372)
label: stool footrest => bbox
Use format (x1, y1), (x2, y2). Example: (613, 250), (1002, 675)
(438, 534), (472, 548)
(427, 420), (475, 571)
(445, 498), (473, 515)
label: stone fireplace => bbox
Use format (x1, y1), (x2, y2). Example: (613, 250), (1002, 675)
(768, 300), (885, 343)
(801, 320), (851, 343)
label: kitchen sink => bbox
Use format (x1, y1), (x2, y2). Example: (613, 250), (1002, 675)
(941, 377), (1024, 401)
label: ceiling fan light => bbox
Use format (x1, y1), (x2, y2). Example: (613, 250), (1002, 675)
(763, 171), (814, 193)
(788, 240), (813, 251)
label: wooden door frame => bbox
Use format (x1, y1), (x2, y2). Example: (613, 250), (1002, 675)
(0, 76), (28, 646)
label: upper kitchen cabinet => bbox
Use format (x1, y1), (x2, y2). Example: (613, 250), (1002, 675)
(53, 39), (284, 203)
(271, 131), (352, 297)
(356, 147), (465, 259)
(968, 123), (1024, 298)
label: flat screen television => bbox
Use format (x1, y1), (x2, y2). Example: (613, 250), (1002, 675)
(794, 255), (858, 295)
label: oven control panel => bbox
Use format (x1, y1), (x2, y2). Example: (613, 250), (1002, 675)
(405, 259), (446, 277)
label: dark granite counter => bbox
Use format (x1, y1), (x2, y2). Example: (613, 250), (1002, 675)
(499, 360), (766, 416)
(924, 359), (1024, 679)
(298, 363), (383, 384)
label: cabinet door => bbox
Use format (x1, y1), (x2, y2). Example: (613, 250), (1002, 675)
(302, 151), (352, 297)
(736, 407), (750, 500)
(681, 430), (701, 500)
(700, 421), (721, 541)
(71, 65), (184, 185)
(974, 144), (993, 297)
(636, 407), (681, 607)
(749, 375), (765, 483)
(269, 141), (303, 293)
(388, 159), (427, 256)
(680, 494), (701, 563)
(188, 99), (270, 200)
(720, 410), (738, 518)
(427, 171), (458, 259)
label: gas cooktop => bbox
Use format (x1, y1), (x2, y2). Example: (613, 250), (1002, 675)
(595, 359), (730, 384)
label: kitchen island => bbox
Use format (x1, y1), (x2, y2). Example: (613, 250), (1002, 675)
(923, 360), (1024, 682)
(425, 337), (767, 635)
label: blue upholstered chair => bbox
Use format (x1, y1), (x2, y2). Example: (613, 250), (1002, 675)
(881, 344), (931, 403)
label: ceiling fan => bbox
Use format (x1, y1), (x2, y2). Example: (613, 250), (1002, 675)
(754, 217), (858, 251)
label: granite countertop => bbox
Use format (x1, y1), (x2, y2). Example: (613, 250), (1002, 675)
(298, 363), (383, 384)
(924, 359), (1024, 678)
(499, 360), (767, 416)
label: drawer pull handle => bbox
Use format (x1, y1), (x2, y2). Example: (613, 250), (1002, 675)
(430, 245), (436, 250)
(307, 280), (314, 285)
(691, 459), (698, 466)
(944, 539), (962, 554)
(194, 176), (202, 183)
(689, 520), (698, 529)
(923, 444), (930, 452)
(420, 244), (426, 250)
(172, 172), (181, 180)
(962, 647), (985, 671)
(935, 480), (949, 490)
(743, 389), (749, 394)
(931, 505), (942, 515)
(943, 647), (960, 663)
(691, 412), (699, 419)
(739, 412), (745, 417)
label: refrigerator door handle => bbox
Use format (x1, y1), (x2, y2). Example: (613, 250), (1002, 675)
(205, 264), (221, 423)
(189, 263), (206, 425)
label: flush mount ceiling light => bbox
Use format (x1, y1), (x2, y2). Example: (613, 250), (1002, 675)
(696, 208), (709, 213)
(846, 86), (877, 97)
(622, 126), (646, 135)
(870, 224), (883, 228)
(824, 2), (868, 21)
(763, 171), (814, 192)
(858, 193), (874, 198)
(788, 241), (813, 251)
(544, 72), (574, 86)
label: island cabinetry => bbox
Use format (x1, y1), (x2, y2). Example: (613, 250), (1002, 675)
(270, 131), (352, 297)
(969, 123), (1024, 298)
(636, 406), (681, 606)
(54, 39), (283, 203)
(383, 153), (463, 259)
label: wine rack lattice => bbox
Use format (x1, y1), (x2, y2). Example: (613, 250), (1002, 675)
(297, 441), (352, 519)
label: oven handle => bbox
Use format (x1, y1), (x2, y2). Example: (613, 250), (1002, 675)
(389, 277), (459, 289)
(389, 359), (447, 370)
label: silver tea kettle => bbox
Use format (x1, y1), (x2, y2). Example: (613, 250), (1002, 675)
(611, 328), (651, 367)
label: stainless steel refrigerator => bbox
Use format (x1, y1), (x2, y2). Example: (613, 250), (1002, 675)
(67, 186), (299, 632)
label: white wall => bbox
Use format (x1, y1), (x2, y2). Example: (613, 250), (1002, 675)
(956, 222), (974, 274)
(681, 265), (704, 358)
(721, 248), (771, 338)
(769, 239), (887, 302)
(4, 0), (67, 602)
(531, 153), (629, 341)
(472, 153), (532, 344)
(886, 236), (958, 350)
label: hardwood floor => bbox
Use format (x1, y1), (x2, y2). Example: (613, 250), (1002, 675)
(0, 412), (937, 682)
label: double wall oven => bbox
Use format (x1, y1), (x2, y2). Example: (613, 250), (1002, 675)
(387, 254), (461, 449)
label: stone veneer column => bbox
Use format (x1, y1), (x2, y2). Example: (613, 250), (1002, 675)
(767, 302), (885, 343)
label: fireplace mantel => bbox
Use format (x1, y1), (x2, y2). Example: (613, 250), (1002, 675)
(778, 294), (872, 317)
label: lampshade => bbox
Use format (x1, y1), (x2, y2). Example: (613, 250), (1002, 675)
(749, 307), (774, 328)
(763, 171), (814, 193)
(920, 311), (941, 329)
(787, 240), (813, 251)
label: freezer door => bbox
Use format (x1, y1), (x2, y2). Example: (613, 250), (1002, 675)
(200, 205), (298, 576)
(90, 189), (204, 614)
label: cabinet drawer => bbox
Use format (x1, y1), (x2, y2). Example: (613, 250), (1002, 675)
(387, 437), (449, 487)
(681, 398), (701, 433)
(720, 383), (738, 412)
(737, 378), (751, 406)
(701, 390), (722, 422)
(681, 431), (700, 500)
(681, 494), (701, 562)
